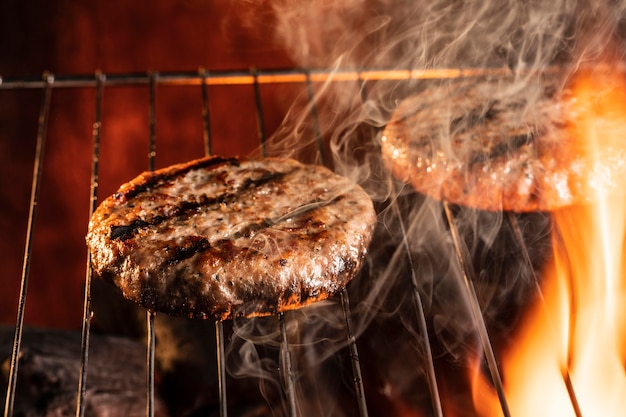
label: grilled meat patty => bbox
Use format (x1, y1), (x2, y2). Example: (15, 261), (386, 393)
(381, 71), (626, 212)
(86, 156), (376, 320)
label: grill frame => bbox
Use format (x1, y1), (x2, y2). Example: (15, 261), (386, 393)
(0, 66), (577, 417)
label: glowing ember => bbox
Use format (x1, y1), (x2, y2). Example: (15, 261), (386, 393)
(471, 68), (626, 416)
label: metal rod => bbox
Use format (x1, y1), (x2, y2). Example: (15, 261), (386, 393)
(251, 68), (267, 156)
(75, 71), (105, 417)
(443, 202), (511, 417)
(145, 70), (158, 417)
(562, 369), (584, 417)
(552, 219), (584, 417)
(199, 68), (213, 156)
(507, 213), (583, 417)
(0, 65), (570, 90)
(201, 67), (228, 417)
(148, 71), (158, 171)
(146, 310), (156, 417)
(389, 187), (443, 417)
(278, 312), (298, 417)
(303, 69), (326, 166)
(340, 288), (369, 417)
(3, 72), (53, 417)
(551, 224), (578, 372)
(215, 320), (228, 417)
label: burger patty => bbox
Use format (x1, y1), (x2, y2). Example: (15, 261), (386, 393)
(86, 156), (376, 320)
(380, 70), (626, 212)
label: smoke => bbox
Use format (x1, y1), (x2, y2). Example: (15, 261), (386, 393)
(222, 1), (626, 415)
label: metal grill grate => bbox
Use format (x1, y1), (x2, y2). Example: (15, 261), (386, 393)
(0, 67), (582, 417)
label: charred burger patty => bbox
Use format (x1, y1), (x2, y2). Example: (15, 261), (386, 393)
(86, 156), (376, 320)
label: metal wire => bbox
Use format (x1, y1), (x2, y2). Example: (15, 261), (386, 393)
(507, 213), (583, 417)
(304, 69), (326, 166)
(200, 68), (214, 156)
(279, 313), (298, 417)
(251, 68), (267, 156)
(3, 72), (53, 417)
(389, 185), (443, 417)
(199, 67), (229, 417)
(146, 311), (156, 417)
(75, 71), (105, 417)
(443, 202), (511, 417)
(0, 67), (520, 90)
(215, 320), (228, 417)
(145, 71), (159, 417)
(340, 289), (369, 417)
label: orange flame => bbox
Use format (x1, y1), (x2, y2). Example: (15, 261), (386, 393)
(470, 68), (626, 416)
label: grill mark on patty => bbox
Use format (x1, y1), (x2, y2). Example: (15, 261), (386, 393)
(468, 131), (536, 167)
(110, 169), (293, 241)
(165, 236), (210, 265)
(110, 219), (151, 241)
(449, 100), (499, 133)
(119, 156), (240, 200)
(164, 196), (344, 265)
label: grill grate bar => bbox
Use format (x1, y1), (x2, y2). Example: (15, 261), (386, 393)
(279, 313), (298, 417)
(146, 311), (157, 417)
(215, 320), (228, 417)
(75, 71), (105, 417)
(340, 288), (369, 417)
(0, 66), (526, 90)
(390, 185), (444, 417)
(304, 70), (325, 166)
(199, 67), (230, 417)
(145, 71), (159, 417)
(507, 213), (584, 417)
(3, 73), (53, 417)
(443, 202), (511, 417)
(200, 68), (214, 156)
(251, 68), (267, 156)
(563, 371), (584, 417)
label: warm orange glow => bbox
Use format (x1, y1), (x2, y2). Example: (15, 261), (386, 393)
(470, 69), (626, 416)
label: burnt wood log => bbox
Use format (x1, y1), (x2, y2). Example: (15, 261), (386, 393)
(0, 326), (169, 417)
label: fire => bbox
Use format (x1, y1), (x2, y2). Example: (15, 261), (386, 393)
(471, 68), (626, 417)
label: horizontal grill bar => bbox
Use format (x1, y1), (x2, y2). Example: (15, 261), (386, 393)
(0, 66), (526, 90)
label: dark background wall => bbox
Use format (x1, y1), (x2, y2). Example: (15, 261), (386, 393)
(0, 1), (299, 329)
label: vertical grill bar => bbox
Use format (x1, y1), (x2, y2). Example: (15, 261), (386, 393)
(252, 69), (298, 417)
(148, 71), (158, 171)
(303, 70), (325, 166)
(278, 312), (298, 417)
(508, 214), (583, 417)
(251, 68), (267, 156)
(75, 71), (105, 417)
(146, 71), (158, 417)
(308, 71), (371, 416)
(443, 202), (511, 417)
(146, 311), (156, 417)
(389, 186), (443, 417)
(200, 67), (229, 417)
(3, 72), (53, 417)
(199, 68), (213, 156)
(563, 372), (584, 417)
(215, 320), (228, 417)
(340, 288), (369, 417)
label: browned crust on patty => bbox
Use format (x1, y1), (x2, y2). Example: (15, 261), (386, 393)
(380, 71), (626, 212)
(86, 156), (376, 320)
